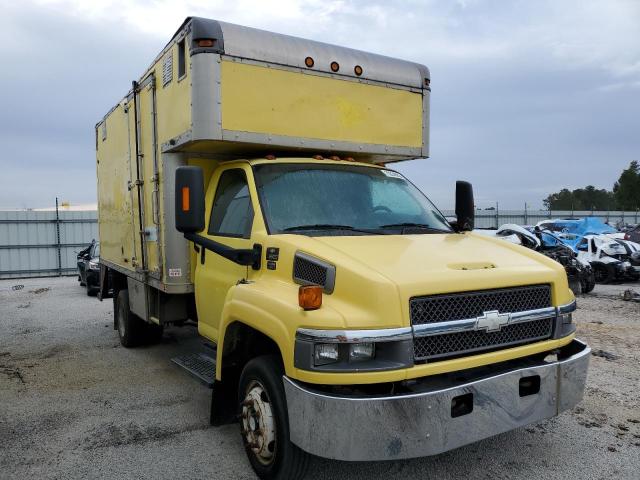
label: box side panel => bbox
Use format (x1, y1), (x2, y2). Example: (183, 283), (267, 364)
(136, 84), (161, 275)
(220, 60), (423, 149)
(96, 104), (137, 272)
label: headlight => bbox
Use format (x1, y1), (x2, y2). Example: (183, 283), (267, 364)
(296, 327), (413, 372)
(89, 260), (100, 270)
(314, 344), (339, 366)
(313, 342), (376, 366)
(349, 343), (375, 362)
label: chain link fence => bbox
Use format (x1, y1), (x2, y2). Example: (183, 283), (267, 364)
(441, 209), (640, 229)
(1, 206), (638, 279)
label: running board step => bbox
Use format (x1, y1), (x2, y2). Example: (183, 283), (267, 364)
(171, 353), (216, 388)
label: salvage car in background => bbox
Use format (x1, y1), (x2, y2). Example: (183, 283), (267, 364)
(624, 224), (640, 243)
(77, 240), (100, 295)
(477, 224), (595, 294)
(573, 235), (640, 283)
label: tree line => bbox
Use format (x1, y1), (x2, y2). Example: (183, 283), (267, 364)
(543, 161), (640, 211)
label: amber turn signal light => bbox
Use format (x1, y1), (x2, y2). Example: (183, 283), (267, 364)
(330, 61), (339, 72)
(181, 186), (190, 212)
(197, 39), (216, 47)
(305, 56), (315, 68)
(299, 285), (322, 310)
(354, 65), (363, 76)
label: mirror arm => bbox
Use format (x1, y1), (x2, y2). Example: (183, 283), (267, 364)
(184, 233), (261, 270)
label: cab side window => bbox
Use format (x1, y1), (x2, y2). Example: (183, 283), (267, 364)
(208, 169), (254, 238)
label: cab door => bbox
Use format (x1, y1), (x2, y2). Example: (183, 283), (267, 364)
(195, 166), (256, 342)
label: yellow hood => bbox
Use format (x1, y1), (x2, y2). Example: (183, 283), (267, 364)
(270, 231), (572, 329)
(314, 232), (571, 320)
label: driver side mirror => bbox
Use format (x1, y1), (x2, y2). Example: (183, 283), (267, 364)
(175, 166), (205, 233)
(454, 180), (474, 232)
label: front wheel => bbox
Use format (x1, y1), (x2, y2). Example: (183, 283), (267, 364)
(593, 263), (615, 284)
(238, 355), (310, 480)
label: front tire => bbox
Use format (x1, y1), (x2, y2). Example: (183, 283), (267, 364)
(238, 355), (310, 480)
(593, 263), (615, 284)
(582, 273), (596, 293)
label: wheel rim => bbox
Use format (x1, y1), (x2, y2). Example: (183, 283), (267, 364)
(241, 380), (276, 466)
(117, 301), (126, 338)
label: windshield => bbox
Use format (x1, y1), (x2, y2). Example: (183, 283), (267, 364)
(253, 163), (452, 235)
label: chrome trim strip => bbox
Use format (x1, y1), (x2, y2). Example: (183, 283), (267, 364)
(412, 306), (557, 338)
(557, 300), (577, 315)
(510, 306), (558, 323)
(412, 318), (477, 337)
(296, 327), (413, 344)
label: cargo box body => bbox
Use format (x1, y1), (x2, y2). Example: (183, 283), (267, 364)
(96, 17), (430, 291)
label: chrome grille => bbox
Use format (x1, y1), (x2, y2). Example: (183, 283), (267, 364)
(413, 317), (553, 361)
(410, 285), (553, 361)
(410, 284), (551, 325)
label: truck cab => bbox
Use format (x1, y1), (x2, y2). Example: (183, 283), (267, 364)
(171, 156), (588, 478)
(96, 17), (589, 480)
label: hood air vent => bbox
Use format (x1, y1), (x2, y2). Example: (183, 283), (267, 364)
(293, 252), (336, 294)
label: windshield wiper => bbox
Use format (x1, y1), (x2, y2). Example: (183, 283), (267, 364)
(379, 222), (450, 233)
(281, 224), (384, 235)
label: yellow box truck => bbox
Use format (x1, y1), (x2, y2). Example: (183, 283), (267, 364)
(96, 17), (589, 480)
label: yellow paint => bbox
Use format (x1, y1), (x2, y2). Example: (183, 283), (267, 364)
(178, 158), (579, 383)
(96, 103), (137, 269)
(220, 61), (423, 148)
(97, 38), (192, 277)
(155, 42), (191, 145)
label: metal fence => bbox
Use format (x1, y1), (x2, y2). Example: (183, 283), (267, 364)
(0, 207), (98, 279)
(1, 206), (639, 279)
(441, 209), (640, 229)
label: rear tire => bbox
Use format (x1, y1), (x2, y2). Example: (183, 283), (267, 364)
(115, 289), (145, 348)
(238, 355), (310, 480)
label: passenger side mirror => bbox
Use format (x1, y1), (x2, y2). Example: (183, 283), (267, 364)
(175, 166), (205, 233)
(455, 181), (474, 232)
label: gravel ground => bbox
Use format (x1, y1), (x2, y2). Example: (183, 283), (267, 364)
(1, 276), (639, 479)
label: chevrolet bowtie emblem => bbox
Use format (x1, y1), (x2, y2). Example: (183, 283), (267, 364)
(475, 310), (511, 332)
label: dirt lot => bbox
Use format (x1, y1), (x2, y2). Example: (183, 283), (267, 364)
(1, 277), (639, 479)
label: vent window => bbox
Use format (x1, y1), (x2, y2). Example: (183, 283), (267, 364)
(162, 52), (173, 86)
(178, 38), (186, 78)
(293, 253), (336, 294)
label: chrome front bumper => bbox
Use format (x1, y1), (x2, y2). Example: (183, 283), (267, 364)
(284, 339), (590, 461)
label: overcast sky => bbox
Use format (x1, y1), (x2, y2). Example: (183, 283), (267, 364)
(0, 0), (638, 209)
